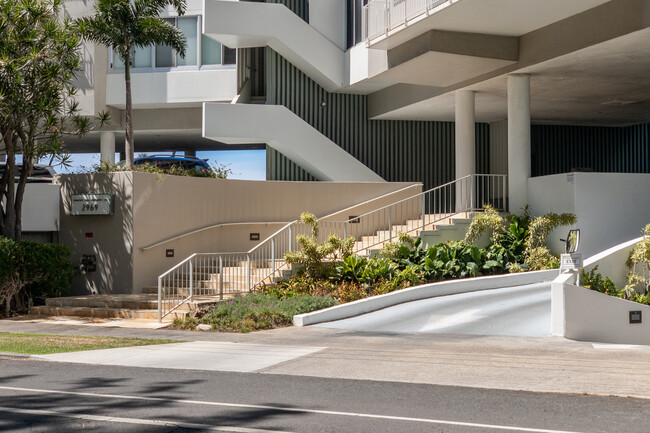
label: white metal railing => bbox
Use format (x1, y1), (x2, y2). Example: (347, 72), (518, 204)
(363, 0), (450, 43)
(158, 174), (507, 321)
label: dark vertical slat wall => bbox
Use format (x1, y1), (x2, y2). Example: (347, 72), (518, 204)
(264, 0), (309, 21)
(531, 124), (650, 177)
(265, 49), (491, 189)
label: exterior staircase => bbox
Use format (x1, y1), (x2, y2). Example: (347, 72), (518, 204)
(28, 289), (236, 322)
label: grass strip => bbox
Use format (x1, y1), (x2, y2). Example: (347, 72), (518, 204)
(0, 332), (176, 355)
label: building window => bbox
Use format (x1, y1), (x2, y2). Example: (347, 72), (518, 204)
(110, 16), (236, 71)
(347, 0), (368, 49)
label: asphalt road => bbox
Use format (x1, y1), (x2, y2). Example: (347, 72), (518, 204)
(1, 357), (647, 433)
(316, 282), (551, 337)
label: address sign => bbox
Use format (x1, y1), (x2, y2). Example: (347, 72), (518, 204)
(70, 194), (114, 216)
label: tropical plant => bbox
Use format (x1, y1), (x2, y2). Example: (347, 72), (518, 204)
(625, 224), (650, 293)
(524, 212), (576, 270)
(76, 0), (187, 166)
(580, 266), (617, 295)
(0, 0), (109, 239)
(284, 213), (355, 278)
(464, 204), (505, 244)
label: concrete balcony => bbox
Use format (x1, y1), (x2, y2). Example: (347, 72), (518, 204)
(203, 0), (346, 91)
(106, 68), (236, 109)
(364, 0), (613, 50)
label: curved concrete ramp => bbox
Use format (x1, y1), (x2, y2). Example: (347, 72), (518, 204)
(203, 103), (384, 182)
(315, 282), (551, 337)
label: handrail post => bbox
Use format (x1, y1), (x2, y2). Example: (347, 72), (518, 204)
(157, 277), (162, 323)
(389, 207), (393, 242)
(219, 256), (223, 300)
(247, 255), (251, 291)
(271, 239), (276, 274)
(288, 226), (292, 252)
(422, 193), (426, 229)
(470, 175), (475, 212)
(189, 259), (193, 300)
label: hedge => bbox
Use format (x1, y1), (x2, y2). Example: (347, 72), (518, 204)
(0, 237), (74, 307)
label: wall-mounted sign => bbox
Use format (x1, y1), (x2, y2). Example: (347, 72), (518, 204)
(70, 194), (114, 216)
(559, 253), (583, 272)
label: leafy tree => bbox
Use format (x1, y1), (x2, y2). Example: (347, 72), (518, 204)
(76, 0), (187, 167)
(0, 0), (108, 240)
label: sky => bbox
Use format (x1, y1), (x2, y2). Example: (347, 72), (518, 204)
(58, 149), (267, 180)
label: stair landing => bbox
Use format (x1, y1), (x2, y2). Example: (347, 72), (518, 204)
(29, 293), (229, 324)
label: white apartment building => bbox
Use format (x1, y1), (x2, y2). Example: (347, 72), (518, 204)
(65, 0), (649, 260)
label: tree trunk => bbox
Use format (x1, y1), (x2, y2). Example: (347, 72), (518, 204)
(1, 136), (18, 240)
(124, 57), (134, 167)
(13, 156), (32, 242)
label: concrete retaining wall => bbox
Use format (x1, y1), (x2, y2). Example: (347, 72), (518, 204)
(294, 269), (558, 326)
(552, 237), (650, 345)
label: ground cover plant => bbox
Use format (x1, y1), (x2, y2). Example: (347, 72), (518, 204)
(172, 292), (338, 332)
(0, 332), (175, 355)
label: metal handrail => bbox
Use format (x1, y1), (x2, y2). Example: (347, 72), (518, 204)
(141, 221), (291, 252)
(157, 174), (508, 321)
(363, 0), (451, 43)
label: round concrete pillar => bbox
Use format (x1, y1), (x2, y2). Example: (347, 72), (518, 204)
(455, 90), (475, 210)
(507, 74), (531, 213)
(100, 131), (116, 164)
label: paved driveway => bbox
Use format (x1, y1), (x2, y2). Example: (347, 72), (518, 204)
(315, 282), (551, 337)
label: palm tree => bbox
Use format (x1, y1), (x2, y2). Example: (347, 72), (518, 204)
(76, 0), (187, 166)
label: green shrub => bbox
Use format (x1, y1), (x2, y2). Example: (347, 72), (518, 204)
(89, 160), (232, 179)
(625, 224), (650, 293)
(284, 212), (354, 278)
(174, 292), (338, 332)
(580, 266), (617, 295)
(580, 265), (649, 306)
(0, 237), (74, 314)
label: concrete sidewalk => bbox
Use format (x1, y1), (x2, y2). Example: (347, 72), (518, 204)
(2, 317), (650, 400)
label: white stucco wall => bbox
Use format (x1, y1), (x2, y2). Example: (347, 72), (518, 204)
(21, 184), (61, 232)
(309, 0), (346, 51)
(553, 281), (650, 345)
(529, 172), (650, 257)
(106, 69), (236, 108)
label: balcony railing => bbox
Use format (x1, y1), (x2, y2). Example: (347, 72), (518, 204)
(363, 0), (450, 43)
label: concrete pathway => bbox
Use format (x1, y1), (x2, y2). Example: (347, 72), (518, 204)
(39, 341), (325, 372)
(315, 282), (551, 337)
(2, 319), (650, 399)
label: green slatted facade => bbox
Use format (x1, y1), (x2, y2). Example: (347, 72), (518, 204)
(265, 49), (491, 190)
(264, 0), (308, 21)
(532, 123), (650, 177)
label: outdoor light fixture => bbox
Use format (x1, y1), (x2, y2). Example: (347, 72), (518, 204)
(630, 311), (642, 324)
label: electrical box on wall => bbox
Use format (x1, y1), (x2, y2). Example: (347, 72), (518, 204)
(80, 255), (97, 273)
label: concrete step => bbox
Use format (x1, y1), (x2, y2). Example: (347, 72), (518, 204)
(30, 305), (185, 321)
(45, 295), (159, 310)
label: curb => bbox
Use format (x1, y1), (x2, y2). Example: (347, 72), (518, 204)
(0, 352), (38, 360)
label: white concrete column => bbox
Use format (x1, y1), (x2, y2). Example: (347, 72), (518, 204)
(100, 131), (116, 164)
(455, 90), (475, 210)
(507, 74), (531, 213)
